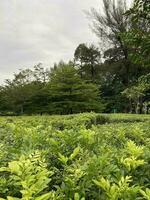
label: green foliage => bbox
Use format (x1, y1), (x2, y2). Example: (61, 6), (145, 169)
(122, 73), (150, 114)
(0, 113), (150, 199)
(140, 188), (150, 200)
(93, 176), (140, 200)
(48, 63), (104, 114)
(122, 0), (150, 67)
(0, 151), (53, 199)
(120, 140), (145, 171)
(0, 62), (104, 115)
(74, 43), (101, 81)
(0, 1), (150, 115)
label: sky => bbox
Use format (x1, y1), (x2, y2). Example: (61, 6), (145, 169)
(0, 0), (132, 83)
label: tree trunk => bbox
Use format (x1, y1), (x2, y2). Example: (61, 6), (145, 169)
(129, 98), (133, 113)
(139, 96), (143, 114)
(20, 105), (24, 115)
(70, 107), (73, 114)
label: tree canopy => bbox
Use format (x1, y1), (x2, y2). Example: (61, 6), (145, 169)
(0, 0), (149, 115)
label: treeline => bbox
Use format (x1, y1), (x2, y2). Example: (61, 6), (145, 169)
(0, 62), (105, 115)
(0, 0), (149, 115)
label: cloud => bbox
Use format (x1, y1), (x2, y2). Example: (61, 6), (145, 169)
(0, 0), (132, 83)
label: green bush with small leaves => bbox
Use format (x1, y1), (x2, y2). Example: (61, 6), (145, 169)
(0, 113), (150, 199)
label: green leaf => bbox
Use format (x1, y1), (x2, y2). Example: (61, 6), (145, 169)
(7, 197), (20, 200)
(93, 177), (110, 191)
(58, 153), (68, 165)
(35, 193), (52, 200)
(140, 188), (150, 200)
(74, 193), (80, 200)
(8, 161), (20, 174)
(69, 146), (80, 160)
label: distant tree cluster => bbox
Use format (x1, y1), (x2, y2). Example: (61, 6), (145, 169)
(0, 63), (104, 115)
(0, 0), (149, 115)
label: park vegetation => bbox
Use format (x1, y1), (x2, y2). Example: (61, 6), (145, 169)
(0, 0), (149, 115)
(0, 113), (150, 199)
(0, 1), (150, 199)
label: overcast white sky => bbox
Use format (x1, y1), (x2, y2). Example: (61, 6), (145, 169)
(0, 0), (132, 83)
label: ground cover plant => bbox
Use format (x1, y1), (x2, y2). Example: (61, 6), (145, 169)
(0, 113), (150, 199)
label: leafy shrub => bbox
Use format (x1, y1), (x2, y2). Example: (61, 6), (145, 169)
(0, 113), (150, 199)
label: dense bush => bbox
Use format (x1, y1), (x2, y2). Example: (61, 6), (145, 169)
(0, 113), (150, 199)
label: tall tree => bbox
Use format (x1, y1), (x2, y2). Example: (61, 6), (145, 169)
(122, 0), (150, 67)
(1, 69), (35, 114)
(120, 0), (150, 114)
(74, 43), (101, 81)
(122, 73), (150, 114)
(48, 62), (104, 114)
(0, 66), (50, 115)
(33, 63), (50, 84)
(88, 0), (133, 85)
